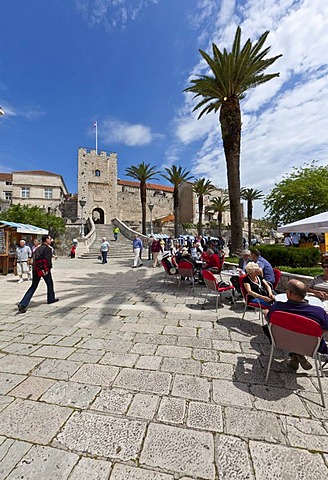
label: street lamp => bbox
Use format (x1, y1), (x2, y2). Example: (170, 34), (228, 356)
(148, 203), (154, 235)
(79, 199), (86, 237)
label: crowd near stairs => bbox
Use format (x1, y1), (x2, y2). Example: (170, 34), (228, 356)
(79, 224), (134, 260)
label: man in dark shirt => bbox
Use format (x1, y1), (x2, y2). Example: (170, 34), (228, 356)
(18, 235), (58, 313)
(266, 279), (328, 371)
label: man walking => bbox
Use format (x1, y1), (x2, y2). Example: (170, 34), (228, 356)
(17, 235), (58, 313)
(15, 239), (32, 283)
(113, 226), (120, 241)
(132, 234), (143, 268)
(100, 237), (110, 264)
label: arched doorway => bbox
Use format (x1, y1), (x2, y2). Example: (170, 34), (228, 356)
(92, 207), (105, 224)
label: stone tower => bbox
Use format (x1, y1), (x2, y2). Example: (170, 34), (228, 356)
(77, 147), (118, 224)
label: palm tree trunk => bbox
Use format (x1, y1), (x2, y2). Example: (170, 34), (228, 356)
(173, 187), (179, 238)
(220, 96), (243, 254)
(198, 196), (203, 236)
(218, 212), (222, 238)
(248, 199), (252, 245)
(140, 182), (147, 235)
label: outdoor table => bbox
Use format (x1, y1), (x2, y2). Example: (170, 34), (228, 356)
(220, 269), (242, 277)
(275, 293), (324, 308)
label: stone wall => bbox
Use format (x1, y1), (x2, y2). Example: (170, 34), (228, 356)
(78, 148), (118, 224)
(117, 185), (173, 224)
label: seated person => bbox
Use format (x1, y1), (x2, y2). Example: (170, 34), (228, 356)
(238, 249), (251, 272)
(242, 262), (275, 307)
(200, 245), (210, 263)
(190, 242), (200, 260)
(250, 248), (275, 286)
(306, 255), (328, 311)
(203, 248), (222, 274)
(266, 279), (328, 371)
(176, 248), (198, 268)
(161, 252), (177, 275)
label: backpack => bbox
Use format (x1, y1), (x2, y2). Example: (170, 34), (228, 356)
(33, 247), (49, 277)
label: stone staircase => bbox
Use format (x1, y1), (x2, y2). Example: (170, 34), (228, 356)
(79, 224), (133, 260)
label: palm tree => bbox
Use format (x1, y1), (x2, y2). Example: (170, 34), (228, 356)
(161, 165), (193, 238)
(185, 26), (282, 254)
(193, 178), (215, 236)
(240, 187), (264, 244)
(125, 162), (160, 235)
(206, 196), (230, 237)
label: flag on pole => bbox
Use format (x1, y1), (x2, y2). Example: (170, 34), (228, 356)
(91, 122), (98, 154)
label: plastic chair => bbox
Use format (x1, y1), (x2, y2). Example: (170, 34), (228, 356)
(266, 311), (325, 407)
(177, 261), (196, 292)
(202, 269), (235, 312)
(161, 259), (178, 285)
(273, 268), (282, 290)
(239, 274), (264, 324)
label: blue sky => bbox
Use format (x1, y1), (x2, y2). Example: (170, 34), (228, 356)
(1, 0), (328, 218)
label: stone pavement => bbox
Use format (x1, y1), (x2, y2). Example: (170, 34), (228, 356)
(0, 256), (328, 479)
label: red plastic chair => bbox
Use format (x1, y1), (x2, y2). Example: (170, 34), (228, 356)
(273, 268), (282, 290)
(266, 311), (325, 407)
(239, 274), (264, 324)
(202, 269), (235, 312)
(161, 259), (178, 285)
(177, 260), (196, 292)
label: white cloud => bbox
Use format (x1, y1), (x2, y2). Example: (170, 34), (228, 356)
(75, 0), (159, 29)
(170, 0), (328, 218)
(100, 117), (163, 146)
(0, 101), (45, 120)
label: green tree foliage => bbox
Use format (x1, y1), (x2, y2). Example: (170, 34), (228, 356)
(205, 196), (230, 237)
(125, 162), (160, 235)
(240, 187), (264, 243)
(161, 165), (193, 238)
(185, 26), (282, 254)
(253, 244), (321, 268)
(192, 178), (215, 236)
(264, 163), (328, 225)
(1, 204), (65, 238)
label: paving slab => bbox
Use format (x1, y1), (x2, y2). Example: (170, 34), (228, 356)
(8, 376), (55, 400)
(0, 354), (42, 375)
(157, 396), (186, 424)
(113, 368), (171, 395)
(127, 393), (159, 420)
(6, 445), (79, 480)
(187, 401), (223, 432)
(140, 422), (215, 479)
(172, 374), (210, 401)
(215, 434), (255, 480)
(71, 363), (119, 386)
(91, 387), (133, 414)
(0, 372), (26, 395)
(0, 398), (72, 443)
(55, 411), (146, 461)
(110, 464), (174, 479)
(0, 438), (32, 480)
(68, 457), (112, 480)
(249, 440), (328, 479)
(40, 380), (100, 408)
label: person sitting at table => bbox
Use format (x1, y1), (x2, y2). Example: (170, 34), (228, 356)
(242, 262), (275, 307)
(238, 249), (251, 272)
(202, 248), (223, 274)
(306, 255), (328, 311)
(200, 245), (210, 263)
(250, 248), (275, 286)
(265, 279), (328, 371)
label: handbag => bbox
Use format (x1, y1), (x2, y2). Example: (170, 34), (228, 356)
(34, 258), (49, 277)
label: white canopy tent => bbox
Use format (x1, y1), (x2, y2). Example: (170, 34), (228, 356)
(277, 212), (328, 234)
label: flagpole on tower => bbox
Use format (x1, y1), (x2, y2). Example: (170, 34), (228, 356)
(95, 121), (98, 155)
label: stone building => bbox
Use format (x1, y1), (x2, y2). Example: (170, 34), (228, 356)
(77, 147), (174, 225)
(0, 173), (13, 213)
(179, 181), (231, 227)
(0, 170), (68, 215)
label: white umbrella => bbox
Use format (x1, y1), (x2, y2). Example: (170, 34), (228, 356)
(277, 212), (328, 233)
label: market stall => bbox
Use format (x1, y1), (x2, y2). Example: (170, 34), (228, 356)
(0, 221), (48, 275)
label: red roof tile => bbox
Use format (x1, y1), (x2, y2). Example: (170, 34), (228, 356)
(0, 173), (13, 181)
(118, 179), (174, 193)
